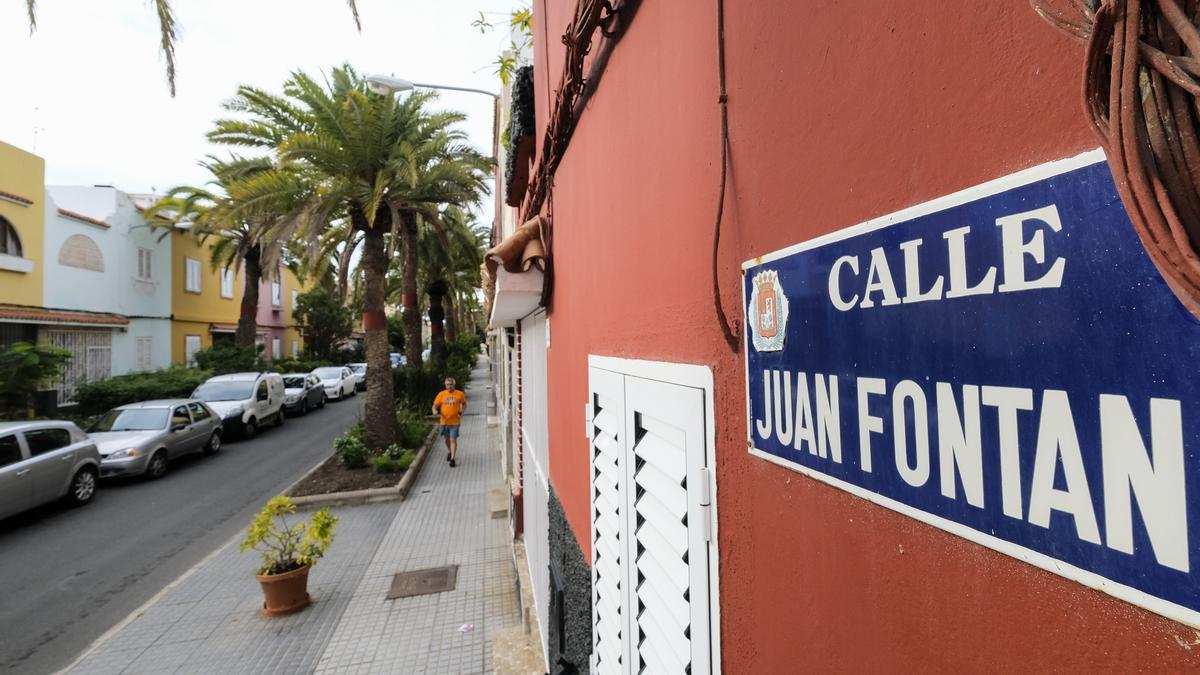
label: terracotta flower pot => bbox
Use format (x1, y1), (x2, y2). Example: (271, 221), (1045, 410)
(256, 564), (311, 616)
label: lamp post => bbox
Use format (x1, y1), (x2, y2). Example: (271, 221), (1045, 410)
(366, 75), (499, 158)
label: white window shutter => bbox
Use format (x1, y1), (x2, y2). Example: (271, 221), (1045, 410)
(624, 376), (710, 675)
(589, 366), (628, 675)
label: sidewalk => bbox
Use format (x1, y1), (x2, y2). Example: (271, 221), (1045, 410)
(66, 360), (523, 675)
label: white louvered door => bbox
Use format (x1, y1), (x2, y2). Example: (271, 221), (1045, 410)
(590, 366), (627, 674)
(589, 364), (715, 675)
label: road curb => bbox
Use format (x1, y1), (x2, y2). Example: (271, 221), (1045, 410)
(287, 426), (439, 508)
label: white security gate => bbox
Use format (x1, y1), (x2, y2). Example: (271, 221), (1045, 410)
(521, 312), (551, 660)
(588, 358), (718, 675)
(43, 329), (113, 404)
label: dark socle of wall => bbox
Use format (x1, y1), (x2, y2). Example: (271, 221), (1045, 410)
(548, 487), (592, 673)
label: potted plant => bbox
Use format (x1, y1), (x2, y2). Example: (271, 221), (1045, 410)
(240, 495), (337, 615)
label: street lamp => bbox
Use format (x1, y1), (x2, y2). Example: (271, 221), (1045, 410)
(369, 72), (504, 242)
(366, 74), (499, 102)
(366, 74), (499, 158)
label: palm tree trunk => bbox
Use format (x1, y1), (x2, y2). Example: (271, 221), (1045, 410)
(236, 246), (261, 348)
(336, 231), (360, 304)
(401, 212), (423, 370)
(444, 291), (458, 344)
(360, 216), (398, 450)
(428, 279), (448, 372)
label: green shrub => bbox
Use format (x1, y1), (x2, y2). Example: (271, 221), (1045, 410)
(193, 344), (264, 375)
(370, 455), (401, 473)
(395, 409), (430, 448)
(392, 364), (446, 413)
(383, 444), (405, 460)
(74, 366), (212, 415)
(0, 342), (71, 419)
(395, 449), (417, 471)
(270, 358), (332, 375)
(334, 425), (368, 469)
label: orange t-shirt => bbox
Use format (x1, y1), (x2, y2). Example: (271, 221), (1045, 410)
(434, 389), (466, 426)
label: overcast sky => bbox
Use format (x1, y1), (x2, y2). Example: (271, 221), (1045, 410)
(0, 0), (513, 196)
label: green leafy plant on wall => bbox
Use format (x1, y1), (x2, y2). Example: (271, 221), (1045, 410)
(472, 6), (532, 85)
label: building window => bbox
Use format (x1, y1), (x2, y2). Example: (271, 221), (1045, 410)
(292, 339), (299, 358)
(272, 337), (281, 359)
(271, 282), (281, 307)
(291, 289), (299, 310)
(220, 269), (234, 298)
(0, 217), (23, 257)
(185, 257), (202, 293)
(136, 336), (153, 371)
(185, 335), (201, 365)
(137, 248), (152, 280)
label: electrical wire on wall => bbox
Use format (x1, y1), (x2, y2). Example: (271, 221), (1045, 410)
(711, 0), (740, 353)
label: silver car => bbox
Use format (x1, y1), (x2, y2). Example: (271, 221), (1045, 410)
(0, 421), (100, 520)
(88, 400), (223, 479)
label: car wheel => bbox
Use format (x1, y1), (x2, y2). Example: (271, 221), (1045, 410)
(146, 450), (168, 480)
(300, 400), (309, 416)
(203, 431), (222, 455)
(245, 418), (258, 439)
(318, 394), (326, 409)
(66, 467), (97, 506)
(275, 410), (285, 427)
(350, 385), (358, 397)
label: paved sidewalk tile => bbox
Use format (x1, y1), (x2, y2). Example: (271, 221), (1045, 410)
(67, 359), (522, 675)
(313, 362), (521, 674)
(67, 502), (399, 675)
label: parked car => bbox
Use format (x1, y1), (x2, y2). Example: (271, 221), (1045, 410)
(313, 366), (356, 400)
(88, 399), (223, 479)
(389, 353), (404, 368)
(192, 372), (286, 438)
(347, 363), (368, 390)
(0, 421), (100, 520)
(282, 373), (325, 416)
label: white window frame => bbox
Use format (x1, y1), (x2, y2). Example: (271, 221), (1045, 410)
(184, 335), (201, 366)
(292, 339), (299, 358)
(271, 337), (281, 359)
(220, 269), (235, 299)
(137, 248), (152, 281)
(184, 257), (202, 293)
(271, 281), (281, 307)
(136, 335), (153, 371)
(291, 289), (299, 310)
(587, 354), (722, 675)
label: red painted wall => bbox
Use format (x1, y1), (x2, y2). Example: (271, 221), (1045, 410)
(535, 0), (1200, 669)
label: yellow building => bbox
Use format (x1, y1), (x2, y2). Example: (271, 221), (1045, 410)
(0, 140), (45, 310)
(167, 226), (310, 365)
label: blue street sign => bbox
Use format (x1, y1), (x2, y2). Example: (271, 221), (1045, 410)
(742, 151), (1200, 626)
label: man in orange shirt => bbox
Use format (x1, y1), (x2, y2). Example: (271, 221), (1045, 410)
(432, 377), (467, 467)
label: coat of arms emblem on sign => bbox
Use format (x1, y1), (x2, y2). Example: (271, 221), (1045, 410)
(749, 269), (787, 352)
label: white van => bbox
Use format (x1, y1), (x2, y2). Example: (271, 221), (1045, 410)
(191, 372), (286, 438)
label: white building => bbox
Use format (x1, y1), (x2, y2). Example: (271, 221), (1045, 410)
(42, 186), (172, 402)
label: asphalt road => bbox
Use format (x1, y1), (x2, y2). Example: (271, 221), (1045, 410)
(0, 394), (364, 674)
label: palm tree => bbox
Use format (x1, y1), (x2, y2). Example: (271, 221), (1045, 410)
(144, 155), (282, 348)
(207, 65), (489, 450)
(418, 207), (487, 370)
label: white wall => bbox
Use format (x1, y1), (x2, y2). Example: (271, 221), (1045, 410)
(520, 311), (550, 660)
(44, 186), (172, 374)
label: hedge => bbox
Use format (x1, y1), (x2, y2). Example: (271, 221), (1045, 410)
(74, 366), (212, 415)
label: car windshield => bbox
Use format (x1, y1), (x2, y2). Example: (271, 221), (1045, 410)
(192, 381), (254, 401)
(283, 376), (307, 388)
(314, 367), (342, 379)
(90, 408), (169, 432)
(350, 365), (366, 373)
